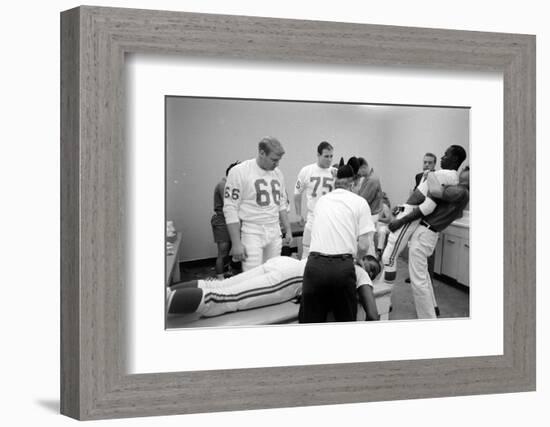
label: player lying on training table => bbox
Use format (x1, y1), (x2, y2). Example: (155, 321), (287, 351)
(381, 163), (461, 283)
(167, 255), (382, 321)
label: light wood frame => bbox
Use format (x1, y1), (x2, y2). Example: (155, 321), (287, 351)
(60, 6), (536, 420)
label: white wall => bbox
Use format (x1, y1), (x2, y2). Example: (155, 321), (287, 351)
(167, 99), (468, 261)
(166, 97), (389, 260)
(2, 1), (546, 427)
(379, 107), (470, 207)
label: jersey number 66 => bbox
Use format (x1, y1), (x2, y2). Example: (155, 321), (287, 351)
(255, 179), (281, 207)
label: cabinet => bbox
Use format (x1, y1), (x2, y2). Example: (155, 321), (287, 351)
(441, 234), (460, 279)
(456, 239), (470, 286)
(434, 224), (469, 287)
(433, 235), (443, 274)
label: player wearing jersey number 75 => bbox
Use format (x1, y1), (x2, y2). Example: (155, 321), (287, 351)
(294, 141), (336, 259)
(223, 137), (293, 272)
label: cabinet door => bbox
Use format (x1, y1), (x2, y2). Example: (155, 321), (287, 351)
(433, 234), (443, 274)
(441, 234), (460, 279)
(457, 239), (470, 287)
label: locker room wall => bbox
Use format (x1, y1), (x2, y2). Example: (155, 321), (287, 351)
(166, 97), (469, 262)
(377, 107), (470, 209)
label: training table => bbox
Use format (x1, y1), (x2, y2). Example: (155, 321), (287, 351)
(166, 281), (393, 329)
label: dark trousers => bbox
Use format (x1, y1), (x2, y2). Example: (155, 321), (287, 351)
(299, 253), (357, 323)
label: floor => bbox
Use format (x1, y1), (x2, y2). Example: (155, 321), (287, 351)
(387, 257), (469, 320)
(176, 255), (470, 321)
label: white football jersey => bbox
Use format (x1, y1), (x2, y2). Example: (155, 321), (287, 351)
(417, 169), (459, 195)
(294, 163), (336, 222)
(354, 264), (374, 289)
(223, 158), (288, 225)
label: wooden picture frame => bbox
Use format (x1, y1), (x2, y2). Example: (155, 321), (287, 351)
(60, 6), (535, 420)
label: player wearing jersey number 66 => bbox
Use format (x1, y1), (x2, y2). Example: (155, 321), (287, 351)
(223, 137), (293, 272)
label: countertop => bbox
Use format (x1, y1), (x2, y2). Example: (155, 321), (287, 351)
(451, 210), (469, 229)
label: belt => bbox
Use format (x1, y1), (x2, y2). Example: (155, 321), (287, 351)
(309, 252), (353, 260)
(420, 219), (437, 231)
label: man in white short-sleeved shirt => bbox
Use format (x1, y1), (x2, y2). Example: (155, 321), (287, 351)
(294, 141), (336, 259)
(223, 137), (293, 271)
(299, 164), (376, 323)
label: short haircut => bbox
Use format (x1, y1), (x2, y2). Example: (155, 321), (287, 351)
(424, 152), (437, 163)
(317, 141), (333, 155)
(258, 136), (284, 155)
(357, 157), (368, 167)
(334, 177), (354, 189)
(448, 145), (467, 166)
(336, 164), (355, 179)
(334, 164), (355, 189)
(364, 255), (382, 280)
(225, 160), (240, 176)
(346, 157), (360, 176)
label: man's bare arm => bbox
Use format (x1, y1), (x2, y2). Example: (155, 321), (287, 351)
(357, 285), (380, 321)
(293, 193), (304, 224)
(279, 209), (293, 246)
(388, 207), (423, 232)
(226, 222), (247, 261)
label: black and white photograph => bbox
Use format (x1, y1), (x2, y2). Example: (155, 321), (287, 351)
(3, 0), (540, 424)
(164, 96), (471, 329)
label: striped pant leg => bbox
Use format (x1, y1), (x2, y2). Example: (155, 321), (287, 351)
(376, 223), (389, 250)
(200, 260), (300, 316)
(382, 213), (419, 281)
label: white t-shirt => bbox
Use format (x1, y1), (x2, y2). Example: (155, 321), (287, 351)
(309, 188), (375, 256)
(223, 158), (288, 225)
(354, 264), (373, 289)
(294, 163), (336, 223)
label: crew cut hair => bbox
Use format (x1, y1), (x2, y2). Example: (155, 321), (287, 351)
(448, 145), (467, 166)
(424, 152), (437, 163)
(317, 141), (333, 155)
(258, 136), (284, 155)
